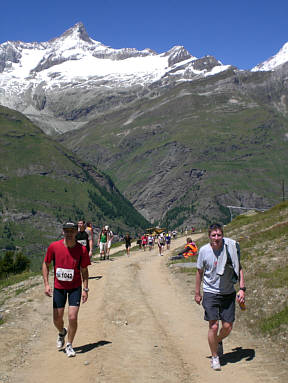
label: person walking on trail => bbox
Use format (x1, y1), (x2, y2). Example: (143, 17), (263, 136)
(124, 233), (132, 256)
(141, 234), (148, 251)
(42, 222), (90, 358)
(194, 223), (246, 371)
(105, 225), (113, 259)
(157, 233), (165, 256)
(148, 234), (154, 251)
(170, 237), (198, 260)
(98, 226), (108, 260)
(76, 220), (93, 260)
(165, 232), (171, 250)
(86, 222), (94, 254)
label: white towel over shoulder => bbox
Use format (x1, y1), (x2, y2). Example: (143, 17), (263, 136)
(216, 237), (240, 281)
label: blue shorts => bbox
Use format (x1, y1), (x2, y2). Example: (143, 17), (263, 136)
(202, 291), (236, 323)
(53, 287), (82, 308)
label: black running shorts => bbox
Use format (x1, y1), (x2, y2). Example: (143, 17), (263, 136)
(202, 291), (236, 323)
(53, 286), (82, 308)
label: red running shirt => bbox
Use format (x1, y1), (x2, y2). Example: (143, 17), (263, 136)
(44, 239), (91, 289)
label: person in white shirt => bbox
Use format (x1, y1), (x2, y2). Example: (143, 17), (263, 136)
(105, 225), (113, 259)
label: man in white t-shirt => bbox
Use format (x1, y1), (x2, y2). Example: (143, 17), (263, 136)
(195, 223), (246, 371)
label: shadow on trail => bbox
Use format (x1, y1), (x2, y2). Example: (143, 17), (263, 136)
(74, 340), (112, 354)
(220, 346), (255, 366)
(88, 276), (103, 280)
(92, 258), (117, 263)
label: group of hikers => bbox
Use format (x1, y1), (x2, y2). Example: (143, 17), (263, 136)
(42, 220), (245, 372)
(135, 231), (181, 256)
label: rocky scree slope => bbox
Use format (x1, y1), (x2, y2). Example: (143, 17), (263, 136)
(59, 66), (288, 227)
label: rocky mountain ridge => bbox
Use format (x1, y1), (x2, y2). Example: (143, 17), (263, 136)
(0, 22), (228, 134)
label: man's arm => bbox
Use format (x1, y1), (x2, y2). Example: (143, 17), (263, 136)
(194, 269), (203, 304)
(81, 267), (89, 303)
(42, 261), (52, 297)
(89, 239), (93, 257)
(87, 230), (93, 257)
(237, 265), (245, 303)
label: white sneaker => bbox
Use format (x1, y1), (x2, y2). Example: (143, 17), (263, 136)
(57, 328), (67, 349)
(65, 343), (76, 357)
(211, 356), (221, 371)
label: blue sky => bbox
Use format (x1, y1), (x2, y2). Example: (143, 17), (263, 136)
(1, 0), (287, 70)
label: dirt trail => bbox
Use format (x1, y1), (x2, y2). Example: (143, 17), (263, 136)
(0, 236), (284, 382)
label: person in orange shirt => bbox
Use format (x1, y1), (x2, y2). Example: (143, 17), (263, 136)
(176, 237), (198, 258)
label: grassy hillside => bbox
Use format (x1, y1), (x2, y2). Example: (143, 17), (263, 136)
(60, 69), (288, 227)
(225, 202), (288, 345)
(0, 106), (150, 269)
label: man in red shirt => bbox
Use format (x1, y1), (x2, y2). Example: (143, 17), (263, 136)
(42, 222), (91, 357)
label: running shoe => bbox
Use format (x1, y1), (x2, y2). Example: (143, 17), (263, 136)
(57, 328), (67, 349)
(217, 341), (224, 357)
(65, 343), (76, 357)
(211, 356), (221, 371)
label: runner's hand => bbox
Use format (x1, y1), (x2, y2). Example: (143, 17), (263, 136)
(194, 293), (202, 305)
(237, 290), (245, 303)
(44, 285), (52, 297)
(82, 291), (88, 303)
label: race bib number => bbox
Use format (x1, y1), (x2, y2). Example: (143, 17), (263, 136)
(56, 268), (74, 282)
(77, 239), (87, 246)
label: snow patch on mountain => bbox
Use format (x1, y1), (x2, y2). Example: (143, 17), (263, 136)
(252, 41), (288, 72)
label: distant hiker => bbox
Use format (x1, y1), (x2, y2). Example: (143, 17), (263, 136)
(76, 220), (93, 260)
(136, 236), (142, 249)
(148, 234), (154, 250)
(124, 233), (132, 256)
(98, 227), (108, 260)
(170, 237), (198, 260)
(165, 232), (171, 250)
(194, 223), (246, 371)
(86, 222), (94, 250)
(141, 234), (148, 251)
(42, 222), (90, 358)
(157, 233), (165, 256)
(105, 225), (114, 259)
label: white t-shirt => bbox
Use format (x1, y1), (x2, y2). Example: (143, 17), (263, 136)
(197, 242), (239, 295)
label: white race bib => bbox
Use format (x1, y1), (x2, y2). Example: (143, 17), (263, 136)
(56, 268), (74, 282)
(77, 239), (87, 246)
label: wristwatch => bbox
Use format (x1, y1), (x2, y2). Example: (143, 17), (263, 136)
(83, 287), (89, 292)
(239, 287), (246, 292)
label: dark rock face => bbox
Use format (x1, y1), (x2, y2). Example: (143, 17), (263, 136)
(167, 46), (192, 66)
(192, 55), (221, 71)
(0, 43), (21, 72)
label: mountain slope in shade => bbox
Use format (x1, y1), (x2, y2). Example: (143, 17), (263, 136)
(0, 105), (149, 264)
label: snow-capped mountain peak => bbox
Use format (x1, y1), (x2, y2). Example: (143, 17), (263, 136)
(252, 41), (288, 72)
(57, 22), (94, 44)
(162, 45), (195, 66)
(0, 23), (232, 134)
